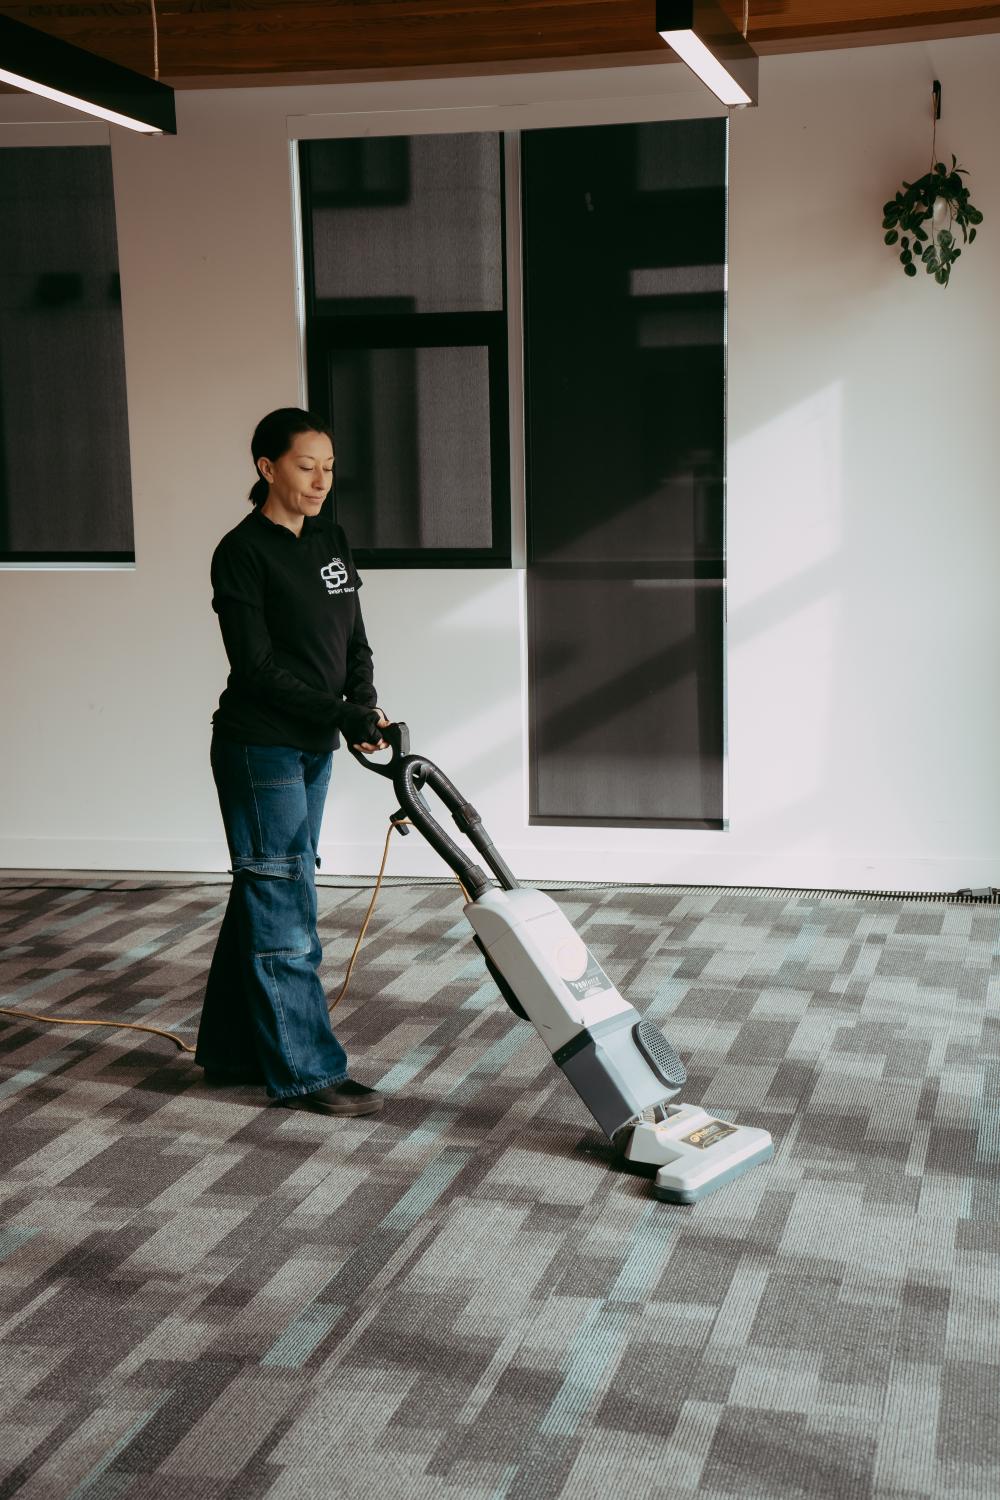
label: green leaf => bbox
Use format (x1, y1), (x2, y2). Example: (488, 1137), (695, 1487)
(970, 228), (977, 242)
(935, 162), (946, 174)
(905, 263), (918, 277)
(884, 230), (899, 244)
(935, 268), (947, 284)
(952, 153), (957, 167)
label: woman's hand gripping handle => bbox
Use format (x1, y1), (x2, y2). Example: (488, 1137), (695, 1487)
(348, 719), (410, 778)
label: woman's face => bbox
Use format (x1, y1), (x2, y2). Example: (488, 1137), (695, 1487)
(260, 430), (334, 519)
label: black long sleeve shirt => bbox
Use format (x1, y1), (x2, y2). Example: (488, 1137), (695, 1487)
(210, 506), (377, 752)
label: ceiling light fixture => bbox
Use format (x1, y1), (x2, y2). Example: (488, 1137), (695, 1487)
(0, 13), (176, 135)
(656, 0), (759, 109)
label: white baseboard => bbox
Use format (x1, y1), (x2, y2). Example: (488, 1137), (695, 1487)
(0, 836), (995, 894)
(0, 838), (231, 875)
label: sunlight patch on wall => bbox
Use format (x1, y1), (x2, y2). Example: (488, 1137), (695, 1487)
(729, 379), (844, 615)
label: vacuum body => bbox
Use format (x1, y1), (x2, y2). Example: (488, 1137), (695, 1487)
(465, 887), (687, 1137)
(351, 724), (772, 1203)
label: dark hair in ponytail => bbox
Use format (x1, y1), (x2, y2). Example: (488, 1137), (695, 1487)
(248, 407), (333, 507)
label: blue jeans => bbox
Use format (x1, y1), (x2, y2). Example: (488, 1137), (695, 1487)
(196, 736), (349, 1099)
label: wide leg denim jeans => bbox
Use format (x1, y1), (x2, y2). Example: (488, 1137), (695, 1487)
(196, 736), (349, 1099)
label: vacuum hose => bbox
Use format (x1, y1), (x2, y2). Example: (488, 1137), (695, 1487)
(350, 723), (518, 900)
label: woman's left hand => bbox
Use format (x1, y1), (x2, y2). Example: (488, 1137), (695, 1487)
(354, 711), (391, 754)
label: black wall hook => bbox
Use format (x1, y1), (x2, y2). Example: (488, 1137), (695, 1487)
(932, 79), (942, 120)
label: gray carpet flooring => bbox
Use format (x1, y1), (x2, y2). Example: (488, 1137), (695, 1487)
(0, 878), (998, 1500)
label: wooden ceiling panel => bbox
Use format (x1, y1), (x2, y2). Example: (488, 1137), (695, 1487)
(1, 1), (999, 81)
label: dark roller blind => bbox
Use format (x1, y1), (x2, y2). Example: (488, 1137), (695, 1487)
(328, 344), (494, 550)
(307, 133), (503, 316)
(523, 119), (727, 828)
(0, 147), (134, 562)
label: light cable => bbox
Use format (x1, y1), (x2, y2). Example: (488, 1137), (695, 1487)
(930, 79), (938, 169)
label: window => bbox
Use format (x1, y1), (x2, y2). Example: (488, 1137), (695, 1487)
(0, 146), (134, 564)
(299, 134), (510, 567)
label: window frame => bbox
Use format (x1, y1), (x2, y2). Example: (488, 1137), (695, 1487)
(298, 135), (511, 569)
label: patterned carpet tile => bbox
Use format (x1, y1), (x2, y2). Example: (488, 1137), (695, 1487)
(1, 881), (998, 1499)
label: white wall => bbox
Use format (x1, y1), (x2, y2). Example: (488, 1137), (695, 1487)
(1, 37), (998, 891)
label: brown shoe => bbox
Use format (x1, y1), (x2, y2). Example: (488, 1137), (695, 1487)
(279, 1079), (384, 1117)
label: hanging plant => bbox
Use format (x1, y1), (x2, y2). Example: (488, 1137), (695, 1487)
(881, 84), (983, 286)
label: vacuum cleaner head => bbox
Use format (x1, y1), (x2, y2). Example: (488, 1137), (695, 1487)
(624, 1104), (775, 1204)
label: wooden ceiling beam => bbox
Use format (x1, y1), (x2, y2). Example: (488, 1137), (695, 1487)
(1, 1), (999, 81)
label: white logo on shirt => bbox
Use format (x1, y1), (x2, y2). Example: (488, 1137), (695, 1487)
(321, 557), (350, 594)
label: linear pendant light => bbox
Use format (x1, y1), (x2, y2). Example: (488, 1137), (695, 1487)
(656, 0), (758, 109)
(0, 13), (176, 134)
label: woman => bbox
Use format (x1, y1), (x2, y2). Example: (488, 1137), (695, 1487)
(195, 407), (389, 1117)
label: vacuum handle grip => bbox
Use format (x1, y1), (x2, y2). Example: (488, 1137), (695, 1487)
(348, 719), (409, 778)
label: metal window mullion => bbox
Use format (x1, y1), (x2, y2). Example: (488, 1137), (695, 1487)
(308, 310), (503, 348)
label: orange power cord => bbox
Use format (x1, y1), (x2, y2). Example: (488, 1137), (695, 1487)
(0, 817), (467, 1054)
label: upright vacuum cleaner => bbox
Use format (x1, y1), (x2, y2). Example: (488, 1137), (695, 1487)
(351, 724), (772, 1203)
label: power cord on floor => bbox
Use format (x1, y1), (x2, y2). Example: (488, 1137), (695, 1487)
(0, 1010), (200, 1054)
(328, 818), (463, 1012)
(0, 817), (469, 1054)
